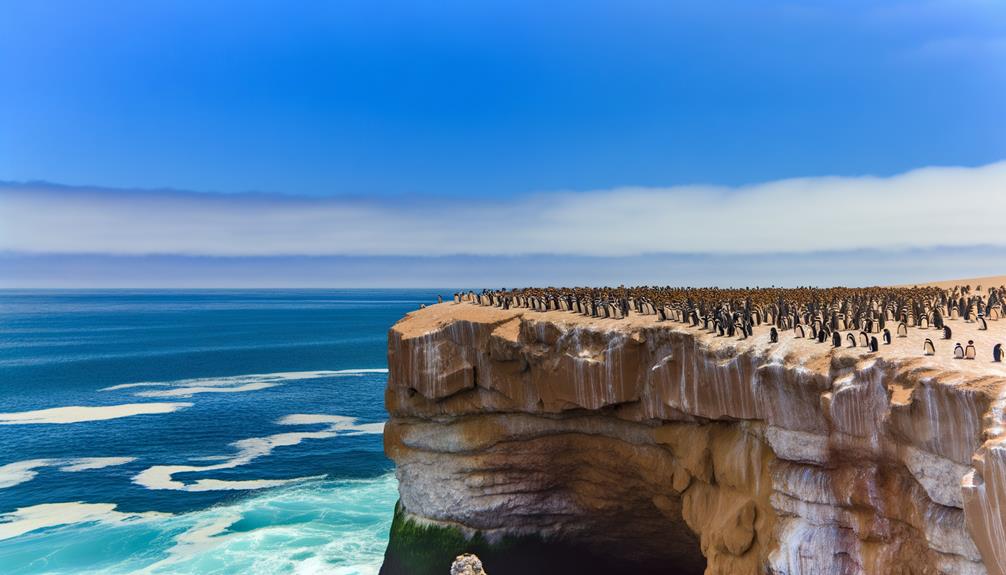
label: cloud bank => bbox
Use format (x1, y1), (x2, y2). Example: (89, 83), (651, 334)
(3, 161), (1005, 257)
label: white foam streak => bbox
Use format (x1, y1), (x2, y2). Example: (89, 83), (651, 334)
(101, 369), (389, 397)
(0, 403), (192, 424)
(0, 457), (138, 489)
(136, 381), (280, 398)
(0, 502), (166, 542)
(133, 414), (384, 492)
(0, 460), (53, 489)
(58, 457), (138, 472)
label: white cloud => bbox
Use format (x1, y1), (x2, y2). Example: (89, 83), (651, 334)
(2, 161), (1005, 256)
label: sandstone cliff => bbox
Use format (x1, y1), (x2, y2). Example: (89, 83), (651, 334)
(381, 302), (1006, 574)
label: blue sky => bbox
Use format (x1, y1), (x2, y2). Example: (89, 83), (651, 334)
(1, 0), (1004, 286)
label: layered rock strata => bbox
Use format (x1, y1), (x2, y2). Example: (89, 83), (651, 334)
(382, 303), (1006, 574)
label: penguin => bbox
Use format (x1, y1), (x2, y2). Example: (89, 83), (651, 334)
(965, 340), (976, 360)
(897, 322), (908, 338)
(869, 337), (879, 353)
(943, 325), (952, 340)
(657, 308), (667, 321)
(795, 324), (805, 338)
(882, 329), (892, 345)
(770, 327), (778, 343)
(847, 333), (857, 347)
(978, 316), (988, 331)
(817, 329), (827, 344)
(994, 343), (1003, 363)
(832, 332), (842, 348)
(858, 331), (869, 347)
(954, 343), (965, 359)
(923, 338), (936, 356)
(437, 295), (443, 304)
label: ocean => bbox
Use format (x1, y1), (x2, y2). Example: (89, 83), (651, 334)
(0, 289), (442, 574)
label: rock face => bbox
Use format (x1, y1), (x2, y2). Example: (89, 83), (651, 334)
(382, 303), (1006, 574)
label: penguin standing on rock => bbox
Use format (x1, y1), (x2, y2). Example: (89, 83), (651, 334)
(923, 339), (936, 356)
(770, 327), (779, 343)
(832, 332), (842, 348)
(994, 343), (1003, 363)
(943, 325), (952, 340)
(954, 343), (965, 359)
(883, 329), (892, 345)
(847, 333), (857, 347)
(869, 337), (879, 352)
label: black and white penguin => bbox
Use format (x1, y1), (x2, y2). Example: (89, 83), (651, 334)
(832, 332), (842, 348)
(817, 329), (827, 343)
(882, 329), (892, 345)
(795, 324), (805, 338)
(978, 316), (988, 330)
(770, 327), (779, 343)
(869, 337), (879, 353)
(923, 338), (936, 356)
(943, 325), (952, 340)
(965, 340), (976, 360)
(897, 322), (908, 338)
(994, 343), (1003, 363)
(847, 333), (857, 347)
(858, 331), (869, 347)
(954, 343), (965, 359)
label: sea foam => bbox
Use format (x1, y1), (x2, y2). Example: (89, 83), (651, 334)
(133, 414), (384, 492)
(0, 403), (192, 425)
(100, 369), (389, 394)
(0, 457), (137, 489)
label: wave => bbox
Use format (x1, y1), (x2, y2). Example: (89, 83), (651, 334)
(0, 403), (192, 425)
(0, 474), (398, 574)
(133, 414), (384, 492)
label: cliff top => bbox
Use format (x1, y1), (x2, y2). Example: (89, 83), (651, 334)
(394, 300), (1006, 397)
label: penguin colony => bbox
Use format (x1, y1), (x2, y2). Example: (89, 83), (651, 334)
(448, 283), (1006, 361)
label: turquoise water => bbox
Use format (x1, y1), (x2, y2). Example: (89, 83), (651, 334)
(0, 290), (442, 574)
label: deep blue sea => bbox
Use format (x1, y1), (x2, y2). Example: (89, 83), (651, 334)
(0, 289), (443, 574)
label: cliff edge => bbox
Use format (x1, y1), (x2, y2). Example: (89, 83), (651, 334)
(381, 300), (1006, 574)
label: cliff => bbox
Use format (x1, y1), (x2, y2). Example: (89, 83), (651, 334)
(381, 302), (1006, 574)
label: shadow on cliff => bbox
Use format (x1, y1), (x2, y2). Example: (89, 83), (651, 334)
(379, 503), (706, 575)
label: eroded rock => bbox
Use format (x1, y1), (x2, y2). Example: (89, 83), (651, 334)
(382, 303), (1006, 575)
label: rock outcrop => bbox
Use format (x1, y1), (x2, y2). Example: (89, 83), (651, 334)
(381, 303), (1006, 574)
